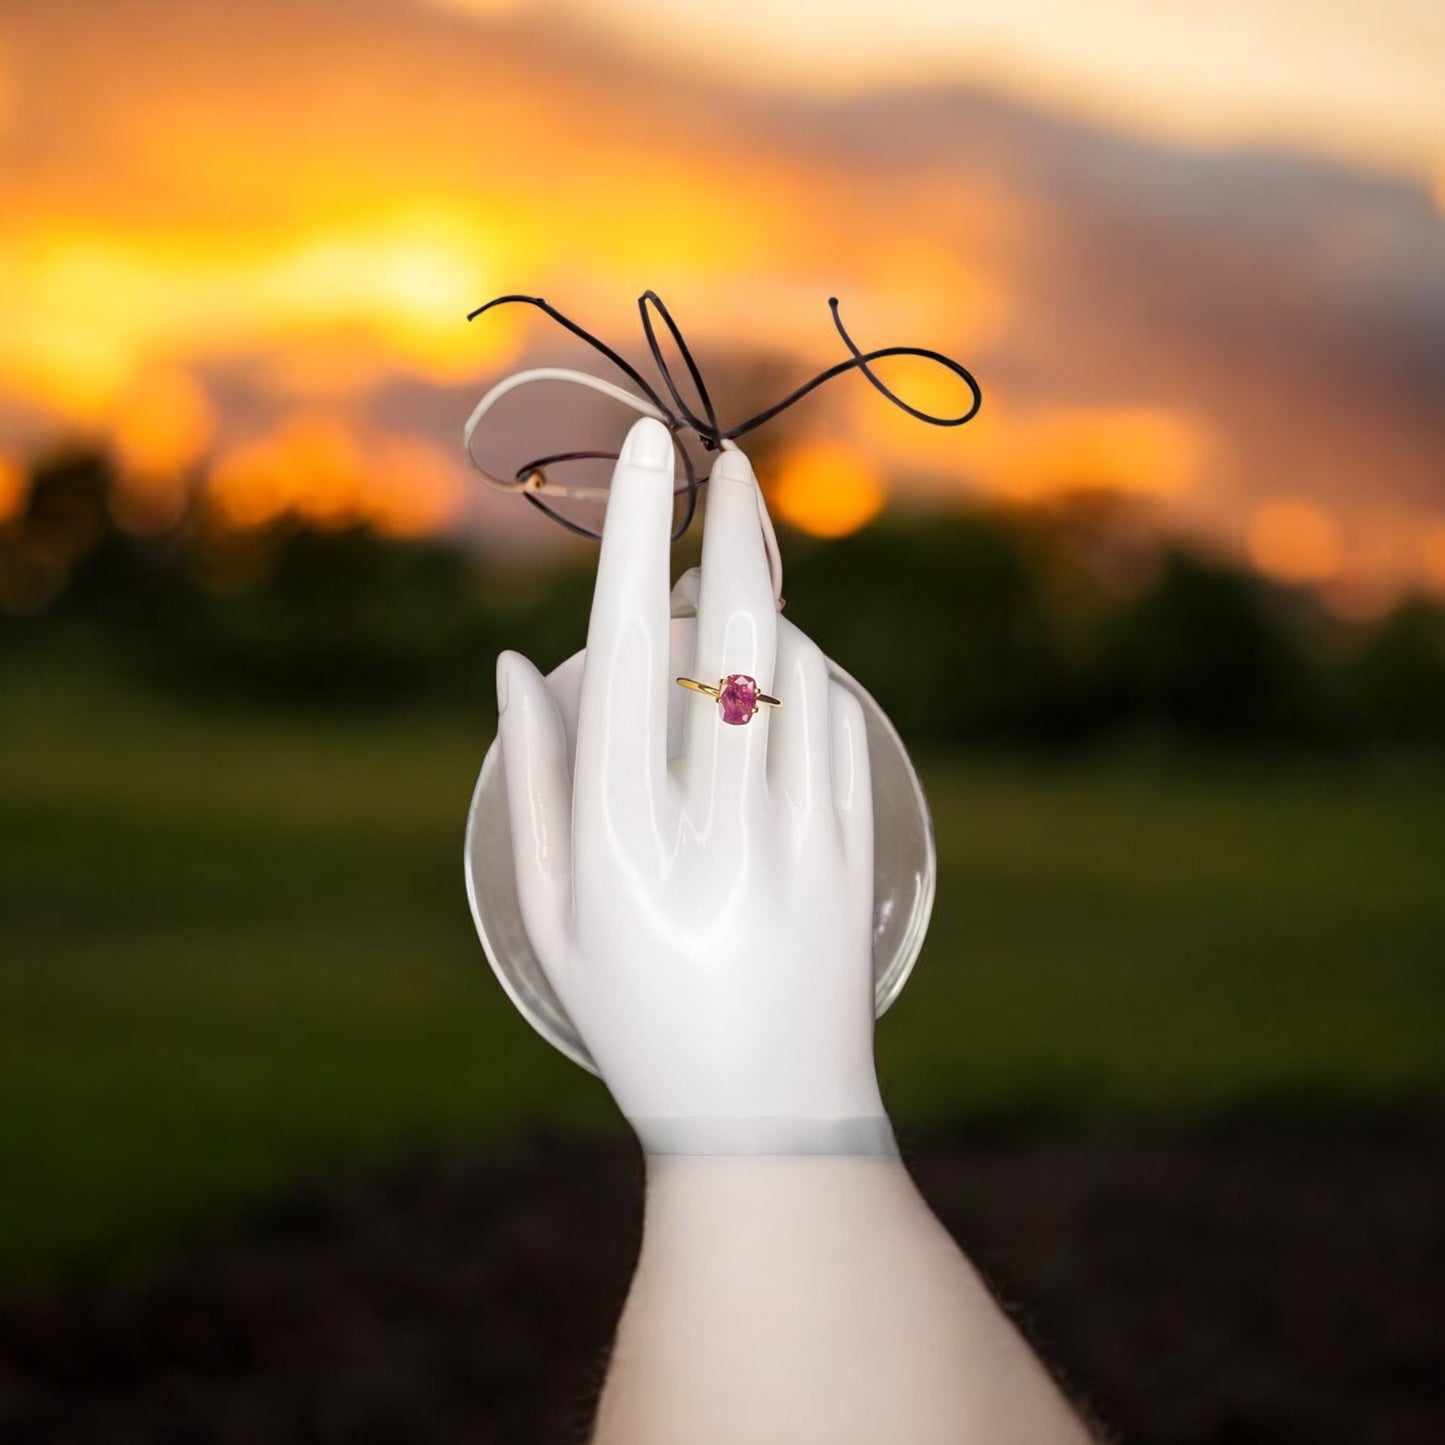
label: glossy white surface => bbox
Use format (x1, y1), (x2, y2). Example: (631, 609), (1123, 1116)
(467, 420), (935, 1150)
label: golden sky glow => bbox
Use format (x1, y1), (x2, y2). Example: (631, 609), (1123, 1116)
(2, 0), (1442, 598)
(3, 211), (514, 422)
(533, 0), (1445, 186)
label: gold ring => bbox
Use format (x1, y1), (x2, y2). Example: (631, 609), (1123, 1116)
(675, 673), (781, 726)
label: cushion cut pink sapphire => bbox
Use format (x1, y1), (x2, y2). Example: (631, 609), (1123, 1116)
(717, 673), (759, 725)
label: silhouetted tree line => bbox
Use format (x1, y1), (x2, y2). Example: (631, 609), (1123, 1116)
(3, 445), (1443, 750)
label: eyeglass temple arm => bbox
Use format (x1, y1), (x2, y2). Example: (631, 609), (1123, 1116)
(462, 367), (674, 491)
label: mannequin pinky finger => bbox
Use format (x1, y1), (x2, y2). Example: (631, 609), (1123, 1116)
(496, 650), (574, 961)
(829, 682), (874, 877)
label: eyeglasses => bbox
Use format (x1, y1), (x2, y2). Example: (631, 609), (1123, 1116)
(462, 290), (982, 552)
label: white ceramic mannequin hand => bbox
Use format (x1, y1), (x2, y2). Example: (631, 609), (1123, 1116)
(495, 416), (891, 1154)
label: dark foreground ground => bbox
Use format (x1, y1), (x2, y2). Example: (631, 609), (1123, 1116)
(2, 1109), (1441, 1445)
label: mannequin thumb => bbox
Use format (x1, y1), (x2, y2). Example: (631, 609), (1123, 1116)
(494, 649), (573, 956)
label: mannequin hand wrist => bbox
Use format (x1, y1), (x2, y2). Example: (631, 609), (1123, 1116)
(626, 1054), (893, 1156)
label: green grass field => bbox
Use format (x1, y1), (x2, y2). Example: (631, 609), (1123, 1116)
(2, 657), (1442, 1286)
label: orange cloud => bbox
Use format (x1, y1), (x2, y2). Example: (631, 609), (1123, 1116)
(988, 406), (1209, 502)
(863, 390), (1211, 506)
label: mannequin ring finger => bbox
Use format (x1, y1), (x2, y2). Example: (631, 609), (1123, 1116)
(675, 673), (782, 726)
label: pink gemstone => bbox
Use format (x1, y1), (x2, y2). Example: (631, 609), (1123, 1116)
(718, 673), (759, 725)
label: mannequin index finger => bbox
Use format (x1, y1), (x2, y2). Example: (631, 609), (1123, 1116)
(575, 416), (679, 855)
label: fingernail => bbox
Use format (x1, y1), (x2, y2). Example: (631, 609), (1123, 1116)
(620, 417), (673, 471)
(713, 448), (753, 484)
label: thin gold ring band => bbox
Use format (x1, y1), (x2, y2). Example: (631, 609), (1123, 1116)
(675, 677), (782, 707)
(675, 673), (781, 726)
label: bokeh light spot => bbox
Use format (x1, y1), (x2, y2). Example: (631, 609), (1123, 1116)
(113, 370), (217, 478)
(365, 435), (465, 538)
(1247, 500), (1342, 584)
(0, 453), (30, 524)
(771, 441), (886, 538)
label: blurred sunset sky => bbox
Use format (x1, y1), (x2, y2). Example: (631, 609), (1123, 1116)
(2, 0), (1443, 605)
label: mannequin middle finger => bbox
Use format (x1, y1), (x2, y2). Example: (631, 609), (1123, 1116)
(680, 445), (778, 826)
